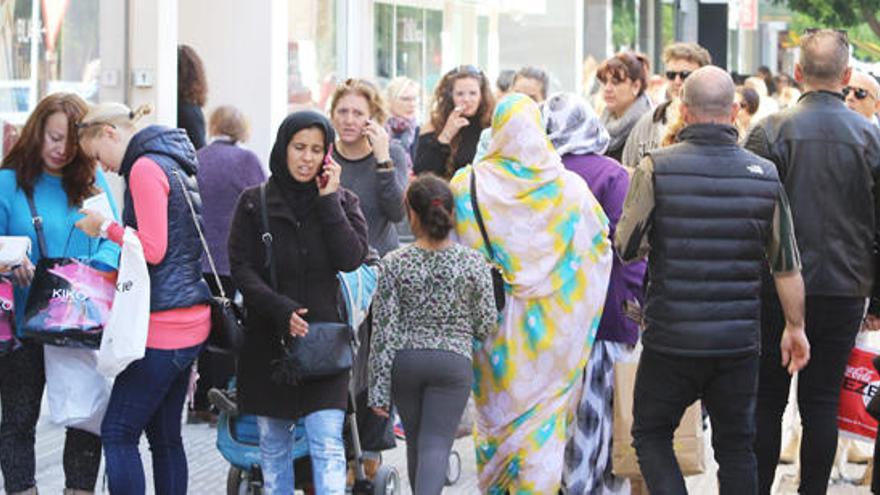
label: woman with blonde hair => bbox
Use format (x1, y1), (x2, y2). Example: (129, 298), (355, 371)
(451, 94), (612, 493)
(75, 102), (212, 494)
(384, 77), (421, 166)
(329, 78), (408, 257)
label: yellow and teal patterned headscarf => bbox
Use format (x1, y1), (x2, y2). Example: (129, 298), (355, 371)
(451, 93), (610, 301)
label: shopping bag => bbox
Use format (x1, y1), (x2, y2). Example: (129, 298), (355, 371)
(0, 276), (18, 355)
(21, 258), (117, 348)
(612, 359), (706, 478)
(44, 345), (112, 435)
(97, 228), (150, 378)
(838, 341), (880, 442)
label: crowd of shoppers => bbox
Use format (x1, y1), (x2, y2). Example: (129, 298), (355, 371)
(3, 29), (880, 495)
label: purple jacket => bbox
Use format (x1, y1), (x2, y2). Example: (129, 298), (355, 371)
(563, 153), (646, 345)
(196, 140), (266, 276)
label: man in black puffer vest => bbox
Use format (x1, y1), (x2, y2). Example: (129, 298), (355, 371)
(616, 66), (810, 495)
(745, 29), (880, 495)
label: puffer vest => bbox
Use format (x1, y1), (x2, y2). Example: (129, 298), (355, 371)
(644, 124), (779, 357)
(120, 126), (212, 312)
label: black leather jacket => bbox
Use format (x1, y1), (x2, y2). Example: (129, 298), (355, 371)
(745, 91), (880, 307)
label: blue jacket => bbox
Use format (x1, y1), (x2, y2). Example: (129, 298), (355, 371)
(0, 168), (121, 330)
(119, 125), (212, 312)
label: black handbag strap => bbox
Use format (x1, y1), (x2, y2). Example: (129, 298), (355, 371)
(172, 170), (227, 300)
(25, 193), (48, 259)
(259, 183), (279, 291)
(469, 170), (497, 263)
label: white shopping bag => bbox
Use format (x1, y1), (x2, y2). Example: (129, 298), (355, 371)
(44, 345), (112, 435)
(97, 227), (150, 377)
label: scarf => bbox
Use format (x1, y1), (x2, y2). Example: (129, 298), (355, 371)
(543, 93), (610, 156)
(601, 93), (652, 154)
(268, 110), (336, 219)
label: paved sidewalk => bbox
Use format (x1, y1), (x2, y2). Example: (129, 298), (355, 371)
(1, 399), (874, 494)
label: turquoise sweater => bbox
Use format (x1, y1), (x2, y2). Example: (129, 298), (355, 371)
(0, 169), (121, 329)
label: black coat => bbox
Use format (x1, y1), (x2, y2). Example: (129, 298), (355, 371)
(228, 181), (369, 419)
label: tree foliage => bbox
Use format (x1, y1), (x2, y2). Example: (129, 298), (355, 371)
(780, 0), (880, 38)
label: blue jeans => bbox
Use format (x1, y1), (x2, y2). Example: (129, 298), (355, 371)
(101, 344), (202, 495)
(257, 409), (346, 495)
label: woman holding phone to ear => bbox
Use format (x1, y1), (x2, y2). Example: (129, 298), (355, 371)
(328, 79), (408, 258)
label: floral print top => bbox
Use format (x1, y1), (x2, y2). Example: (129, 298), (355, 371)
(368, 243), (498, 408)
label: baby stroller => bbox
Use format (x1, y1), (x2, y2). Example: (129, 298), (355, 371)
(213, 264), (402, 494)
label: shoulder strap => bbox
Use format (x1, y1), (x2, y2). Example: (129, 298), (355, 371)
(172, 170), (227, 299)
(25, 193), (48, 259)
(469, 170), (496, 262)
(259, 183), (278, 291)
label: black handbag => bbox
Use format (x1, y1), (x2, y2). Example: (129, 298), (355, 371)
(470, 171), (506, 312)
(174, 172), (245, 354)
(258, 184), (354, 384)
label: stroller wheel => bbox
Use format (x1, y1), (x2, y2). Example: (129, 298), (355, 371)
(445, 450), (462, 486)
(227, 466), (262, 495)
(371, 465), (400, 495)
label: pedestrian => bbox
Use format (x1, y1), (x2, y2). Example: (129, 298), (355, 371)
(384, 76), (421, 167)
(75, 102), (213, 494)
(758, 65), (778, 97)
(450, 93), (612, 493)
(414, 65), (494, 179)
(495, 69), (517, 100)
(598, 52), (653, 163)
(178, 44), (208, 150)
(188, 105), (266, 424)
(367, 174), (496, 495)
(543, 92), (647, 494)
(510, 66), (550, 104)
(329, 78), (408, 257)
(621, 42), (712, 168)
(745, 76), (779, 123)
(745, 29), (880, 495)
(735, 87), (760, 140)
(0, 93), (120, 495)
(844, 70), (880, 125)
(617, 66), (811, 495)
(227, 111), (369, 495)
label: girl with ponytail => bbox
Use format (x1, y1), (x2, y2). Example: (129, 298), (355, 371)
(367, 174), (497, 494)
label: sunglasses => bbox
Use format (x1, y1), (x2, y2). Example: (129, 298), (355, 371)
(843, 86), (872, 100)
(665, 70), (692, 82)
(450, 65), (481, 76)
(739, 101), (749, 109)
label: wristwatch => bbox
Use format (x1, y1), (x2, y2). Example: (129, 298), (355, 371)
(376, 159), (393, 170)
(99, 219), (114, 239)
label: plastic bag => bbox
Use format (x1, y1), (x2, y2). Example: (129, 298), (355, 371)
(44, 345), (111, 435)
(97, 228), (150, 377)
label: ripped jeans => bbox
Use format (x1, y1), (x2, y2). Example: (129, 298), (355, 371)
(256, 409), (346, 495)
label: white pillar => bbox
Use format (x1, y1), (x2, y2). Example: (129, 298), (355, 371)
(178, 0), (288, 167)
(584, 0), (613, 63)
(129, 0), (178, 126)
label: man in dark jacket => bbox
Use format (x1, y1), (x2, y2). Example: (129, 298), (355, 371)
(616, 66), (810, 494)
(744, 29), (880, 494)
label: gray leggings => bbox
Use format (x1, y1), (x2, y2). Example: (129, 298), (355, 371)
(391, 349), (471, 495)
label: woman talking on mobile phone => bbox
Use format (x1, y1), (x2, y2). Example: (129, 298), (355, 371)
(328, 78), (408, 257)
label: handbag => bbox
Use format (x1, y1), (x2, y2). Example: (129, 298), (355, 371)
(173, 171), (245, 354)
(0, 275), (18, 355)
(257, 184), (354, 384)
(470, 171), (506, 312)
(21, 195), (117, 349)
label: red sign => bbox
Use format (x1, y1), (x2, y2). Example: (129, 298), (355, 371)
(739, 0), (758, 31)
(838, 344), (880, 441)
(41, 0), (70, 53)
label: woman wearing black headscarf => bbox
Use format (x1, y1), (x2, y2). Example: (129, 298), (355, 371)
(228, 111), (369, 494)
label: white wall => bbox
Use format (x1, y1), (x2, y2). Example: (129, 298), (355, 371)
(178, 0), (288, 167)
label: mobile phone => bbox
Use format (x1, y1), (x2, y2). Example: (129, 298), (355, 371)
(318, 143), (333, 189)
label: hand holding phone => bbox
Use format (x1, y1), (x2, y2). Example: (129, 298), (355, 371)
(318, 143), (333, 189)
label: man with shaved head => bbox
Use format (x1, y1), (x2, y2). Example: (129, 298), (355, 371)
(616, 66), (809, 494)
(845, 70), (880, 125)
(745, 29), (880, 494)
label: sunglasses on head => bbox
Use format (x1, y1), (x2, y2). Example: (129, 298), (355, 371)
(843, 86), (872, 100)
(665, 70), (692, 81)
(450, 65), (481, 76)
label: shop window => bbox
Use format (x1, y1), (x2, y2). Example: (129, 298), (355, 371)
(288, 0), (340, 112)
